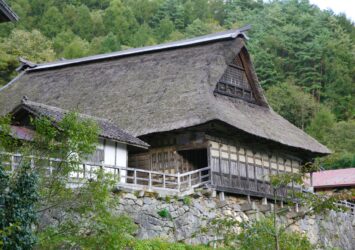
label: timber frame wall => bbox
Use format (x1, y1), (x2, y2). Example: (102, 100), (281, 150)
(128, 126), (305, 199)
(208, 140), (301, 199)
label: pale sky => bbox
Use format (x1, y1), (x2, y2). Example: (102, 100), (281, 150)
(309, 0), (355, 22)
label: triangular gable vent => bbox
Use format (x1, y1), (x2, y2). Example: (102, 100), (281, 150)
(214, 52), (257, 104)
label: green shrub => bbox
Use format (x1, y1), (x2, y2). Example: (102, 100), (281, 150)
(237, 217), (313, 250)
(183, 196), (191, 206)
(165, 195), (171, 203)
(133, 239), (213, 250)
(157, 208), (170, 218)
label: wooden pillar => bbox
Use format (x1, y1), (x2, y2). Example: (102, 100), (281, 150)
(261, 157), (265, 194)
(207, 143), (213, 185)
(244, 149), (249, 192)
(291, 161), (295, 199)
(237, 147), (241, 189)
(228, 145), (232, 186)
(219, 191), (225, 202)
(268, 155), (272, 195)
(252, 152), (257, 191)
(218, 143), (223, 186)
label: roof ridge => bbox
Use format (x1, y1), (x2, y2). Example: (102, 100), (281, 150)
(26, 26), (250, 71)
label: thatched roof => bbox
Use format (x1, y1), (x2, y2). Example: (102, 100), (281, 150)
(0, 0), (18, 22)
(10, 98), (149, 148)
(0, 28), (330, 155)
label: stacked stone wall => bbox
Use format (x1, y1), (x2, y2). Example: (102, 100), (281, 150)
(114, 190), (355, 250)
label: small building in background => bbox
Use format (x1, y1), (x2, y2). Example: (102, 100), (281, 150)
(0, 0), (18, 23)
(311, 168), (355, 199)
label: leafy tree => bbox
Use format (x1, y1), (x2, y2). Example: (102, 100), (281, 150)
(99, 32), (121, 53)
(90, 10), (105, 38)
(266, 82), (319, 129)
(237, 217), (313, 250)
(63, 36), (90, 59)
(155, 16), (175, 42)
(103, 0), (138, 44)
(0, 163), (39, 249)
(316, 120), (355, 169)
(40, 6), (65, 37)
(130, 23), (155, 47)
(185, 19), (210, 37)
(306, 107), (336, 143)
(0, 29), (55, 85)
(72, 4), (94, 41)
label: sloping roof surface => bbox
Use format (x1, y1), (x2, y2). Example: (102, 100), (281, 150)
(0, 28), (329, 155)
(0, 0), (18, 22)
(312, 168), (355, 188)
(12, 99), (149, 148)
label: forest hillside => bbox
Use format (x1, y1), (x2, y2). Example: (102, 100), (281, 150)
(0, 0), (354, 169)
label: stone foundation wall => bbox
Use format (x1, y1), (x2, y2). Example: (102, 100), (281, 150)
(114, 189), (355, 250)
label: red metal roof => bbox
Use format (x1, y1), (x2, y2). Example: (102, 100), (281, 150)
(312, 168), (355, 188)
(10, 125), (35, 141)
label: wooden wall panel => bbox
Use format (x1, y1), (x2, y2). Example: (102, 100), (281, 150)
(208, 140), (302, 198)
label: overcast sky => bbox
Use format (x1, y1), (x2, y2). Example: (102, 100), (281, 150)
(309, 0), (355, 22)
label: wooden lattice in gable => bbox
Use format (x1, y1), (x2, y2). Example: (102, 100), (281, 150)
(215, 53), (256, 103)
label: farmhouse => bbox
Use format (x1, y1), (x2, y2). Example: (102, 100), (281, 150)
(0, 27), (330, 198)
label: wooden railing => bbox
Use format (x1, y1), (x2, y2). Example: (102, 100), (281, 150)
(0, 152), (211, 194)
(117, 166), (211, 194)
(336, 200), (355, 215)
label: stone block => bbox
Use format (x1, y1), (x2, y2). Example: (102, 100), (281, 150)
(123, 193), (137, 200)
(258, 204), (273, 212)
(240, 202), (257, 212)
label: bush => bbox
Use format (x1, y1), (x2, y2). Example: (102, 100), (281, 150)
(237, 217), (313, 250)
(183, 196), (191, 206)
(157, 208), (170, 218)
(133, 239), (212, 250)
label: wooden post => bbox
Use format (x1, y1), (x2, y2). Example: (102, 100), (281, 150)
(261, 157), (265, 194)
(268, 155), (272, 195)
(188, 174), (192, 189)
(11, 154), (15, 172)
(228, 145), (232, 187)
(177, 172), (181, 192)
(163, 173), (166, 188)
(218, 144), (223, 186)
(82, 163), (85, 179)
(244, 149), (249, 191)
(134, 169), (137, 185)
(252, 152), (257, 191)
(291, 161), (295, 199)
(148, 172), (152, 189)
(237, 147), (241, 188)
(207, 143), (213, 186)
(199, 169), (202, 183)
(30, 156), (34, 169)
(219, 191), (225, 202)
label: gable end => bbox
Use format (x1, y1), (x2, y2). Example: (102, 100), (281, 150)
(214, 47), (268, 107)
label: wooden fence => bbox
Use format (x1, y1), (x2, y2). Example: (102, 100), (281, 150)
(0, 152), (211, 195)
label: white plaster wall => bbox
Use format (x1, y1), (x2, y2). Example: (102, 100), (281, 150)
(99, 139), (127, 183)
(115, 143), (127, 183)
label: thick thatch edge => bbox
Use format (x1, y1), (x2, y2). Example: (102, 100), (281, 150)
(9, 99), (150, 149)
